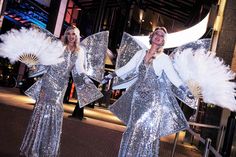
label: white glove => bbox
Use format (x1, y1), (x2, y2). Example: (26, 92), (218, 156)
(28, 65), (48, 78)
(179, 85), (194, 99)
(101, 73), (116, 84)
(84, 76), (93, 84)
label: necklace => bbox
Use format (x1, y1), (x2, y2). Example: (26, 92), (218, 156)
(144, 50), (155, 64)
(66, 46), (75, 52)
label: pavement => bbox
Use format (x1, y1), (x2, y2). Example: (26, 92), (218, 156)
(0, 87), (202, 157)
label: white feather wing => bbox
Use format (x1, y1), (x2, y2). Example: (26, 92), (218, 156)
(0, 27), (64, 66)
(173, 48), (236, 111)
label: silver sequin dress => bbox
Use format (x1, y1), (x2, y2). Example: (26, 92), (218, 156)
(20, 50), (85, 157)
(110, 51), (195, 157)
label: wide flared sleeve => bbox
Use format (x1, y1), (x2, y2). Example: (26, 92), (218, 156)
(112, 50), (146, 90)
(115, 50), (144, 77)
(112, 32), (147, 88)
(72, 50), (103, 108)
(80, 31), (108, 83)
(153, 54), (197, 109)
(72, 67), (103, 108)
(28, 64), (49, 78)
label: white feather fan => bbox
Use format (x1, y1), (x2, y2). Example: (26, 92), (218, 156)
(0, 27), (65, 66)
(173, 48), (236, 111)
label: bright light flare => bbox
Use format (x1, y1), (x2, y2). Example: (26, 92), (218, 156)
(133, 13), (210, 49)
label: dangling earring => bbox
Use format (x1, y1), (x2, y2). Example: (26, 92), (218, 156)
(162, 41), (165, 46)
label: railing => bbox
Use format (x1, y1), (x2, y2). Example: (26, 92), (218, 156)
(171, 122), (225, 157)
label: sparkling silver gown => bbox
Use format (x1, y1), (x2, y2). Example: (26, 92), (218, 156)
(19, 31), (108, 157)
(19, 50), (99, 157)
(110, 60), (190, 157)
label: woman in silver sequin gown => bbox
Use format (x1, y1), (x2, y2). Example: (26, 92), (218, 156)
(103, 27), (196, 157)
(20, 26), (94, 157)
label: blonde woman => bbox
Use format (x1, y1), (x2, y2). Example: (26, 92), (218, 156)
(20, 26), (95, 157)
(102, 27), (195, 156)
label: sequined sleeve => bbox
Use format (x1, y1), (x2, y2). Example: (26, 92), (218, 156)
(115, 50), (144, 78)
(28, 65), (49, 78)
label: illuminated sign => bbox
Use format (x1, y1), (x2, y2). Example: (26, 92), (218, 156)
(34, 0), (51, 7)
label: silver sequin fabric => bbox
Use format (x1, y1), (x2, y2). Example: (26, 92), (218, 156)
(109, 60), (188, 157)
(20, 50), (78, 157)
(72, 73), (103, 108)
(80, 31), (109, 83)
(113, 32), (143, 86)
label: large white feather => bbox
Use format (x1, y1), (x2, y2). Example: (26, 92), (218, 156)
(0, 27), (65, 66)
(173, 48), (236, 111)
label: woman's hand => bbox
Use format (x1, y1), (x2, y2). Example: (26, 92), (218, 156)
(101, 72), (117, 84)
(179, 85), (194, 99)
(29, 65), (36, 71)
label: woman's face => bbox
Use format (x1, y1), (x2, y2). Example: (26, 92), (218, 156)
(66, 29), (77, 44)
(151, 29), (165, 46)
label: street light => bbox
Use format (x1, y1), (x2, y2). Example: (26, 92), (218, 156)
(139, 9), (144, 34)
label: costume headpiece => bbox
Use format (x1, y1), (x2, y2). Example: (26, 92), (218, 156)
(149, 27), (168, 45)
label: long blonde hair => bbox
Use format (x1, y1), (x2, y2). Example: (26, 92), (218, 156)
(61, 26), (80, 51)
